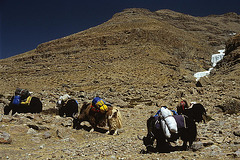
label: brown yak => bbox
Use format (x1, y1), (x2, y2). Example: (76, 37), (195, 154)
(73, 102), (122, 135)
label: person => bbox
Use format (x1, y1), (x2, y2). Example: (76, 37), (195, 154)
(177, 100), (189, 114)
(91, 97), (111, 113)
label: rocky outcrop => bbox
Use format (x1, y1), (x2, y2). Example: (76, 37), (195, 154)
(211, 33), (240, 72)
(225, 33), (240, 55)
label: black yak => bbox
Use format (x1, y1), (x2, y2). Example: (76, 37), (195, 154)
(140, 104), (206, 153)
(177, 102), (207, 123)
(73, 102), (122, 135)
(4, 96), (42, 115)
(56, 94), (78, 117)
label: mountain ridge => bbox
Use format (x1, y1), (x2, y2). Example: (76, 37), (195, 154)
(0, 8), (240, 94)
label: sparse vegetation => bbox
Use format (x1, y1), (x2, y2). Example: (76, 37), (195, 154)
(223, 98), (240, 114)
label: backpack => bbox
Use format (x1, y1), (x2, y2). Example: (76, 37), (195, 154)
(92, 97), (108, 113)
(12, 95), (21, 105)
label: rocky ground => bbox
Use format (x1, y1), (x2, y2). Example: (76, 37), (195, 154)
(0, 81), (240, 160)
(0, 8), (240, 160)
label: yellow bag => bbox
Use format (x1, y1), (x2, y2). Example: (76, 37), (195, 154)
(96, 100), (108, 113)
(21, 96), (32, 105)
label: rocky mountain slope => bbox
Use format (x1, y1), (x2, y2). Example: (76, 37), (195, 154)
(0, 8), (240, 159)
(1, 8), (240, 94)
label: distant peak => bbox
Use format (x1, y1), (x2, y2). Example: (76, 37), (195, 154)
(112, 8), (156, 18)
(122, 8), (152, 13)
(223, 12), (239, 17)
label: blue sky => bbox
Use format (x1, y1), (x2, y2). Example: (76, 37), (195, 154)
(1, 0), (240, 59)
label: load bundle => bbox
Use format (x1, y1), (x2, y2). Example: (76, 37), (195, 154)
(159, 107), (178, 138)
(13, 88), (31, 105)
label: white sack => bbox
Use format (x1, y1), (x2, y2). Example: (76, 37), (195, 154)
(165, 116), (178, 133)
(160, 107), (172, 118)
(161, 119), (171, 138)
(160, 107), (178, 134)
(60, 94), (70, 101)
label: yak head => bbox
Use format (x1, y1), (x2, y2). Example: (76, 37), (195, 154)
(107, 107), (118, 119)
(138, 116), (157, 153)
(138, 134), (155, 153)
(107, 107), (123, 130)
(72, 113), (81, 129)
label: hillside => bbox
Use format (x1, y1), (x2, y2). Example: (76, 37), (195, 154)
(0, 8), (240, 159)
(1, 8), (240, 94)
(209, 33), (240, 114)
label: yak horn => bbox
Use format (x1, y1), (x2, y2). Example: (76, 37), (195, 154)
(72, 113), (79, 119)
(202, 114), (207, 123)
(137, 135), (143, 140)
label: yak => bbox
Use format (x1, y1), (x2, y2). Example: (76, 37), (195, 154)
(177, 101), (206, 123)
(140, 104), (206, 153)
(73, 102), (122, 135)
(56, 97), (78, 117)
(4, 96), (42, 115)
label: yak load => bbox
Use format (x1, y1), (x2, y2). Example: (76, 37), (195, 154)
(139, 103), (207, 153)
(73, 97), (122, 135)
(4, 88), (42, 115)
(56, 94), (79, 118)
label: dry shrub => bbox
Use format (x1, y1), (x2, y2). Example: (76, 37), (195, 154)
(222, 98), (240, 114)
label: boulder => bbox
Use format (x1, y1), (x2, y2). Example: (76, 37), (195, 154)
(196, 76), (211, 87)
(0, 131), (12, 144)
(43, 131), (52, 139)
